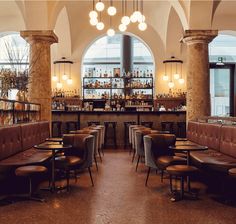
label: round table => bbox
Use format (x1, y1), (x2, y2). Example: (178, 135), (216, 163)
(34, 143), (72, 192)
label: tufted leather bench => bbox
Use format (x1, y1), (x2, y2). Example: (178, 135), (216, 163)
(0, 122), (52, 173)
(186, 121), (236, 173)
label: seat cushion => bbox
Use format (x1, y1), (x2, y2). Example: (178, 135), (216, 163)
(55, 156), (82, 168)
(166, 165), (198, 176)
(156, 156), (186, 169)
(0, 148), (52, 166)
(190, 149), (236, 173)
(15, 165), (47, 177)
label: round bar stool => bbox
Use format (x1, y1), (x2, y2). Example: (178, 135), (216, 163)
(65, 121), (78, 133)
(15, 165), (48, 202)
(166, 165), (198, 201)
(52, 121), (62, 137)
(141, 121), (153, 128)
(104, 121), (117, 148)
(161, 122), (174, 134)
(124, 121), (137, 148)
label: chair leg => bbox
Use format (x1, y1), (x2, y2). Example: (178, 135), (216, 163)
(132, 149), (136, 163)
(66, 169), (70, 192)
(88, 167), (94, 187)
(135, 155), (140, 172)
(94, 155), (98, 171)
(161, 170), (164, 183)
(98, 149), (102, 162)
(145, 167), (151, 187)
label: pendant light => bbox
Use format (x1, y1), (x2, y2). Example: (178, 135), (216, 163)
(56, 63), (62, 89)
(107, 16), (115, 37)
(89, 0), (98, 19)
(119, 0), (127, 32)
(107, 0), (117, 16)
(52, 62), (58, 82)
(168, 62), (174, 89)
(162, 63), (169, 81)
(121, 0), (130, 26)
(130, 0), (138, 23)
(173, 62), (180, 79)
(62, 58), (68, 81)
(179, 63), (184, 84)
(138, 0), (147, 31)
(67, 62), (73, 85)
(96, 0), (105, 12)
(96, 12), (105, 30)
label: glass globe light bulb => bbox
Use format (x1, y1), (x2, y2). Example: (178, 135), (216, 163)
(62, 74), (68, 80)
(90, 17), (98, 26)
(67, 78), (73, 85)
(96, 22), (105, 30)
(96, 2), (105, 12)
(130, 12), (138, 23)
(163, 75), (169, 81)
(137, 15), (145, 23)
(107, 28), (115, 37)
(107, 6), (117, 16)
(179, 78), (185, 84)
(138, 22), (147, 31)
(174, 73), (180, 79)
(168, 82), (174, 88)
(119, 23), (127, 32)
(89, 10), (98, 18)
(52, 75), (58, 82)
(136, 11), (142, 21)
(121, 16), (130, 25)
(56, 82), (62, 89)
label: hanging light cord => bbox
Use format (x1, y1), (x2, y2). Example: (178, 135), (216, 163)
(93, 0), (95, 10)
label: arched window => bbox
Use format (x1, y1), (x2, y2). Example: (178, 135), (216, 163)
(0, 33), (29, 98)
(82, 34), (154, 106)
(209, 34), (236, 116)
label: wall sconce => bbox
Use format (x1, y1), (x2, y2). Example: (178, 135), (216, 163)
(216, 57), (225, 66)
(163, 56), (184, 88)
(53, 57), (74, 89)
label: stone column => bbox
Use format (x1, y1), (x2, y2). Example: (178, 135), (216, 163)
(182, 30), (218, 121)
(21, 30), (58, 122)
(121, 35), (133, 73)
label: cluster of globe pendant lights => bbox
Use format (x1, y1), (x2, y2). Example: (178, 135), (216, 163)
(89, 0), (147, 37)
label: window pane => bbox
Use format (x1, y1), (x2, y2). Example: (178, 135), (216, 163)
(210, 68), (230, 116)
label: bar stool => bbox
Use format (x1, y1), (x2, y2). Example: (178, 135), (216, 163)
(141, 121), (153, 128)
(177, 122), (186, 138)
(66, 121), (78, 133)
(52, 121), (62, 137)
(88, 121), (100, 126)
(15, 165), (48, 202)
(161, 122), (174, 134)
(166, 165), (198, 201)
(104, 121), (117, 148)
(124, 121), (137, 148)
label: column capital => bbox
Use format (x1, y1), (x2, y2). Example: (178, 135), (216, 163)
(182, 30), (218, 45)
(20, 30), (58, 45)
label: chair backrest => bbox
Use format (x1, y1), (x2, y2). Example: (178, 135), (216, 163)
(148, 134), (176, 159)
(144, 135), (158, 169)
(132, 127), (150, 150)
(135, 129), (152, 156)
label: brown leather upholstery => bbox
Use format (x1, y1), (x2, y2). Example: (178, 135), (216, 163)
(0, 125), (22, 160)
(197, 123), (221, 151)
(0, 148), (52, 166)
(220, 125), (236, 158)
(187, 121), (199, 143)
(39, 121), (50, 143)
(166, 165), (198, 176)
(21, 123), (41, 150)
(15, 165), (47, 177)
(229, 168), (236, 176)
(156, 156), (186, 169)
(55, 156), (81, 168)
(191, 149), (236, 173)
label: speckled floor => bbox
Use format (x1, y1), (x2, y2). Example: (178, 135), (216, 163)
(0, 150), (236, 224)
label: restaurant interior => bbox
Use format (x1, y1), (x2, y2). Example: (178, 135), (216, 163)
(1, 0), (236, 223)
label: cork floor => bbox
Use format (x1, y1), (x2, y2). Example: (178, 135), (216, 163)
(0, 150), (236, 224)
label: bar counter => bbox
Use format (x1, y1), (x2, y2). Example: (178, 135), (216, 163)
(52, 110), (186, 146)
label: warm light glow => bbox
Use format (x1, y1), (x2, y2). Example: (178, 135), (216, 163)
(107, 6), (117, 16)
(96, 1), (105, 11)
(174, 73), (180, 80)
(135, 11), (142, 21)
(138, 22), (147, 31)
(67, 78), (73, 85)
(163, 75), (169, 81)
(90, 17), (98, 26)
(107, 28), (115, 37)
(56, 82), (62, 89)
(121, 16), (130, 25)
(179, 78), (185, 84)
(130, 12), (138, 23)
(52, 75), (58, 82)
(137, 15), (145, 23)
(119, 23), (127, 32)
(96, 22), (105, 30)
(89, 10), (98, 18)
(62, 74), (68, 80)
(168, 82), (174, 88)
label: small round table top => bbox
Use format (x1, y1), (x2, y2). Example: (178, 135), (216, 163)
(34, 143), (72, 151)
(176, 138), (188, 141)
(169, 144), (208, 152)
(46, 138), (63, 143)
(228, 168), (236, 176)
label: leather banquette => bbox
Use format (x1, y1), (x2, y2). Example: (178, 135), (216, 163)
(187, 121), (236, 173)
